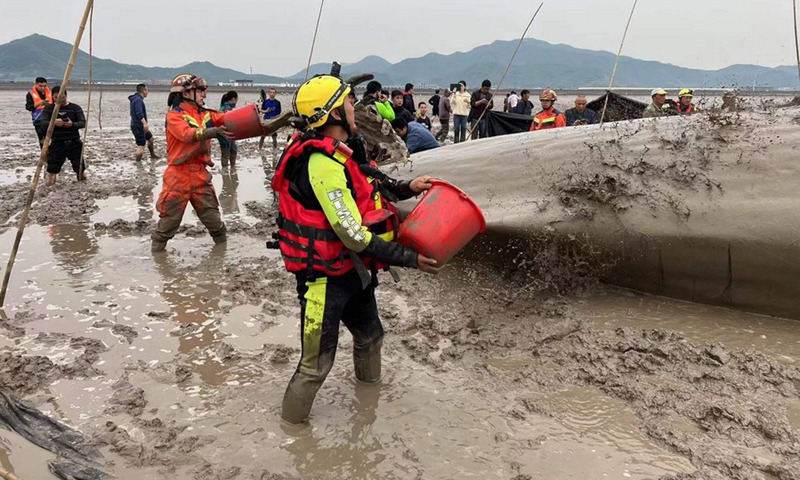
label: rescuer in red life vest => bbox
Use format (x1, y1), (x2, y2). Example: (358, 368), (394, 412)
(530, 89), (567, 131)
(271, 71), (440, 424)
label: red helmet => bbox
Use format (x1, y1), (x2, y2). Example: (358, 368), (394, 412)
(170, 73), (208, 93)
(539, 89), (557, 101)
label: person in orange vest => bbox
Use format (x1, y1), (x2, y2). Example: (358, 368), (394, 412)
(530, 89), (567, 131)
(271, 69), (440, 424)
(25, 77), (52, 148)
(150, 73), (234, 252)
(676, 88), (696, 115)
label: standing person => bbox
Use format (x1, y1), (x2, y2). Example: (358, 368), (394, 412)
(259, 87), (281, 149)
(508, 91), (519, 112)
(360, 80), (395, 121)
(415, 102), (432, 130)
(218, 91), (239, 168)
(530, 89), (567, 131)
(391, 118), (439, 154)
(503, 93), (510, 112)
(436, 89), (452, 142)
(565, 95), (599, 126)
(271, 73), (440, 424)
(129, 83), (158, 162)
(643, 88), (671, 118)
(391, 90), (415, 123)
(451, 81), (471, 143)
(402, 83), (416, 116)
(150, 74), (234, 252)
(513, 90), (534, 115)
(428, 89), (441, 120)
(676, 89), (696, 115)
(25, 77), (52, 148)
(38, 87), (86, 186)
(469, 79), (494, 140)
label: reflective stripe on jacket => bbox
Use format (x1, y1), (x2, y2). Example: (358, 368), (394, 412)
(530, 108), (567, 131)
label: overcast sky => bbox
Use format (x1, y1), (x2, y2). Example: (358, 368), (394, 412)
(1, 0), (795, 77)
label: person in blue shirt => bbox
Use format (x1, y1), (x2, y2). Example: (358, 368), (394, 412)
(391, 117), (439, 154)
(128, 84), (158, 161)
(259, 87), (281, 149)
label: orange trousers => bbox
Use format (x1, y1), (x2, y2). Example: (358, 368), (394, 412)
(151, 163), (226, 242)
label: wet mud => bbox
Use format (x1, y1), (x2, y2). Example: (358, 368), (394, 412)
(0, 90), (797, 480)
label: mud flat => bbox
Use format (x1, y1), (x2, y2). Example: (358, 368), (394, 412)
(0, 89), (797, 480)
(402, 105), (800, 320)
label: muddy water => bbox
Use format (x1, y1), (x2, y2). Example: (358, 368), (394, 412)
(0, 90), (798, 480)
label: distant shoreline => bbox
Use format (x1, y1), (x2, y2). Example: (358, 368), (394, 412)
(0, 83), (795, 97)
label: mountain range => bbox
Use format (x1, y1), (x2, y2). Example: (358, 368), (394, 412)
(1, 34), (797, 89)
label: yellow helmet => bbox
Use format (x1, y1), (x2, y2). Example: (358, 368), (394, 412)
(291, 75), (351, 130)
(678, 88), (694, 98)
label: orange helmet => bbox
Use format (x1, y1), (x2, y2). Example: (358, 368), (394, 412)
(170, 73), (208, 93)
(539, 89), (557, 101)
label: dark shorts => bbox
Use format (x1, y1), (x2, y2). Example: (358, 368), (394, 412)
(131, 126), (153, 146)
(47, 140), (84, 174)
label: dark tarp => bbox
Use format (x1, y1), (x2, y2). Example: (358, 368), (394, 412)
(586, 91), (648, 123)
(486, 92), (650, 137)
(0, 391), (113, 480)
(486, 111), (533, 137)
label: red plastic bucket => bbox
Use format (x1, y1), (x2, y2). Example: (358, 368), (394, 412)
(223, 104), (265, 140)
(397, 179), (486, 264)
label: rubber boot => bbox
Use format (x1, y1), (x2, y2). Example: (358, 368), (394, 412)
(148, 142), (158, 160)
(212, 233), (227, 244)
(229, 149), (237, 168)
(281, 371), (325, 424)
(45, 173), (56, 187)
(353, 338), (383, 383)
(151, 240), (167, 252)
(220, 150), (230, 169)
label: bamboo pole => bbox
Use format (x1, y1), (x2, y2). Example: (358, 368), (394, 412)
(0, 0), (95, 306)
(467, 3), (545, 139)
(80, 4), (94, 167)
(98, 88), (103, 130)
(794, 0), (800, 82)
(599, 0), (638, 125)
(304, 0), (326, 82)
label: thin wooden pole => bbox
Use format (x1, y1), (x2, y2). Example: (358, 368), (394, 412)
(599, 0), (638, 125)
(467, 3), (545, 139)
(0, 0), (95, 306)
(80, 4), (94, 167)
(304, 0), (325, 82)
(794, 0), (800, 82)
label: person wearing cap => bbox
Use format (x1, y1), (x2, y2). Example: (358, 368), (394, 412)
(643, 88), (671, 118)
(270, 68), (440, 424)
(150, 73), (234, 252)
(25, 77), (52, 148)
(530, 89), (567, 131)
(676, 89), (696, 115)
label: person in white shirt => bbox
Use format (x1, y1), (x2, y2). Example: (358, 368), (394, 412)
(508, 91), (519, 112)
(451, 80), (471, 143)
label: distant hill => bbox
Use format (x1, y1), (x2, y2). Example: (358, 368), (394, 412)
(0, 34), (285, 84)
(1, 34), (796, 90)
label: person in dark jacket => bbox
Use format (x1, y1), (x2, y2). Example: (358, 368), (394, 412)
(391, 90), (415, 123)
(391, 118), (439, 154)
(513, 90), (534, 115)
(402, 83), (416, 116)
(129, 84), (158, 161)
(469, 79), (494, 140)
(25, 77), (52, 148)
(38, 87), (86, 186)
(564, 95), (599, 126)
(428, 89), (441, 119)
(218, 91), (239, 168)
(415, 102), (432, 130)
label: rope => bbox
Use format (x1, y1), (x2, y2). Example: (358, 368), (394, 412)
(80, 3), (94, 167)
(467, 3), (544, 139)
(304, 0), (325, 82)
(0, 0), (95, 306)
(794, 0), (800, 82)
(599, 0), (638, 126)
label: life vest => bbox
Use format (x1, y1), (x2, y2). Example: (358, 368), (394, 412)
(270, 131), (398, 278)
(30, 86), (52, 122)
(676, 103), (695, 115)
(531, 108), (566, 131)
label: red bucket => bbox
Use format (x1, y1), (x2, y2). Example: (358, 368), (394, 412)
(397, 180), (486, 264)
(223, 104), (265, 140)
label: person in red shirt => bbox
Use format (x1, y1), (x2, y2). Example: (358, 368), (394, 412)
(530, 89), (567, 131)
(150, 73), (234, 252)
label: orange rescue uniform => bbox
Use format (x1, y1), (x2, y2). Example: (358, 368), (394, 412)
(151, 101), (227, 244)
(530, 108), (567, 131)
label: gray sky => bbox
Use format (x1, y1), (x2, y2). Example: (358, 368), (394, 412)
(0, 0), (795, 77)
